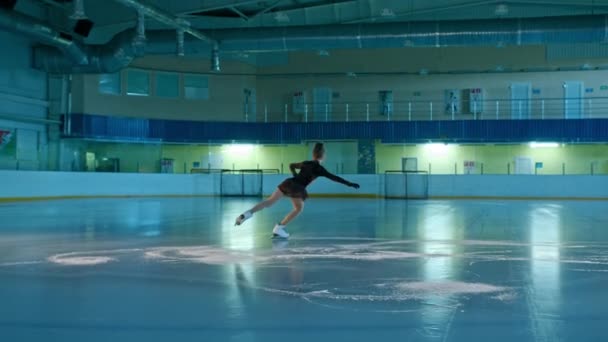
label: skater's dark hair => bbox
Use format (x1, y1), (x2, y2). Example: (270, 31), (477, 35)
(313, 142), (325, 159)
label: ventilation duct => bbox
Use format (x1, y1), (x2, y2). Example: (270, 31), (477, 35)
(0, 8), (88, 65)
(70, 0), (87, 20)
(35, 28), (146, 73)
(12, 12), (608, 73)
(141, 15), (608, 55)
(112, 0), (213, 43)
(210, 15), (608, 52)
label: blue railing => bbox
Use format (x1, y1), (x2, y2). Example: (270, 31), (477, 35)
(65, 113), (608, 144)
(256, 97), (608, 123)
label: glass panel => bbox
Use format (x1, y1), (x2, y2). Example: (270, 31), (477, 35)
(156, 73), (179, 98)
(126, 69), (150, 96)
(184, 74), (209, 100)
(98, 73), (121, 95)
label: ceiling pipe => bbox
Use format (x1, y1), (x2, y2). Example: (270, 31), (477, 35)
(112, 0), (215, 44)
(136, 14), (608, 55)
(136, 8), (145, 40)
(70, 0), (87, 20)
(211, 42), (220, 72)
(208, 15), (608, 51)
(34, 12), (147, 74)
(0, 8), (88, 65)
(176, 28), (185, 56)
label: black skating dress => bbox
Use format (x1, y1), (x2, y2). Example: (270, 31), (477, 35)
(278, 160), (352, 201)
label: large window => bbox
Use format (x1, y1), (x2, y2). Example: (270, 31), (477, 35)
(184, 74), (209, 100)
(155, 72), (180, 98)
(126, 69), (150, 96)
(98, 73), (121, 95)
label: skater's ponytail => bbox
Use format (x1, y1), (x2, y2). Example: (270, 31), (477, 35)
(313, 142), (325, 160)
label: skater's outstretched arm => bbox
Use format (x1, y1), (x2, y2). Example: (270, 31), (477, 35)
(289, 162), (303, 176)
(318, 165), (360, 189)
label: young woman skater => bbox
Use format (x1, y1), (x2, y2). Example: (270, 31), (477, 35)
(235, 143), (360, 238)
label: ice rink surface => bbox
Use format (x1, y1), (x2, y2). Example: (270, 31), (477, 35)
(1, 197), (607, 341)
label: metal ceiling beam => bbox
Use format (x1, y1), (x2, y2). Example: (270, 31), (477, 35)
(179, 0), (264, 15)
(506, 0), (608, 8)
(181, 0), (353, 16)
(346, 0), (608, 24)
(250, 0), (285, 19)
(230, 6), (249, 20)
(112, 0), (215, 43)
(346, 0), (501, 24)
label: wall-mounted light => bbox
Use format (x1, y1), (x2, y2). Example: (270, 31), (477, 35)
(529, 142), (560, 148)
(224, 144), (255, 155)
(424, 143), (452, 153)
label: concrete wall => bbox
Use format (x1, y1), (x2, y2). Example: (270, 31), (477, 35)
(2, 170), (607, 200)
(71, 46), (608, 123)
(257, 69), (608, 122)
(376, 143), (608, 175)
(256, 47), (608, 122)
(72, 56), (257, 121)
(0, 31), (49, 171)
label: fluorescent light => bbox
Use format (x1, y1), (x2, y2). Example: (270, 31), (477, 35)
(224, 144), (255, 155)
(425, 143), (451, 153)
(529, 142), (559, 148)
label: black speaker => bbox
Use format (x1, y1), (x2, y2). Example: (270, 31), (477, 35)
(0, 0), (18, 9)
(73, 19), (94, 38)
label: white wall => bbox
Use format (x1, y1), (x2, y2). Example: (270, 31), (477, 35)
(0, 171), (215, 198)
(429, 175), (608, 199)
(2, 171), (607, 200)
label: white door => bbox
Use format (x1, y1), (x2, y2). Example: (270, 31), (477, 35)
(511, 83), (531, 119)
(313, 87), (332, 122)
(402, 157), (418, 172)
(564, 81), (583, 119)
(514, 156), (533, 175)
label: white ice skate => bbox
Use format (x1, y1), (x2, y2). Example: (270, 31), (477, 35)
(272, 223), (290, 239)
(235, 211), (252, 226)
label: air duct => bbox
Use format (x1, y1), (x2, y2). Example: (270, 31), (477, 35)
(70, 0), (87, 20)
(0, 8), (88, 65)
(35, 10), (146, 74)
(210, 15), (608, 52)
(141, 15), (608, 55)
(112, 0), (214, 43)
(10, 11), (608, 73)
(35, 28), (145, 73)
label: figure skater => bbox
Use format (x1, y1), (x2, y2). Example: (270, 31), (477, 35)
(235, 142), (360, 238)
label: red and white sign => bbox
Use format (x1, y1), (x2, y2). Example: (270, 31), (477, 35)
(464, 160), (476, 174)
